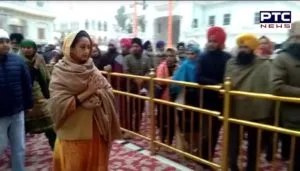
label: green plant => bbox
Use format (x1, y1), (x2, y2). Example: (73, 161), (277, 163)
(115, 6), (128, 31)
(138, 15), (146, 32)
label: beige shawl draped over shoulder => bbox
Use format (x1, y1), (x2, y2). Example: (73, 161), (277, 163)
(48, 31), (121, 143)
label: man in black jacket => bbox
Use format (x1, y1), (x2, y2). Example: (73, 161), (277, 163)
(195, 26), (231, 167)
(0, 29), (33, 171)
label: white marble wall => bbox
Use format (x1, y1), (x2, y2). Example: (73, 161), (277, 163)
(0, 1), (55, 44)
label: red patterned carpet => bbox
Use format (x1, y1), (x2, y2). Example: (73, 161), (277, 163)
(0, 134), (177, 171)
(0, 106), (290, 171)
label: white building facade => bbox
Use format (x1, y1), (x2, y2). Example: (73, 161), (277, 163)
(54, 18), (115, 45)
(0, 1), (56, 44)
(128, 1), (300, 49)
(53, 1), (118, 45)
(182, 1), (300, 49)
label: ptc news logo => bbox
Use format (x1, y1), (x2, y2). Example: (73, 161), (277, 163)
(259, 11), (291, 28)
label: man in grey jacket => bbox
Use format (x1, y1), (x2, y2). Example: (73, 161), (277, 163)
(271, 21), (300, 171)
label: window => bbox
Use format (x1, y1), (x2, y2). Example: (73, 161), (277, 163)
(85, 19), (89, 30)
(0, 14), (7, 29)
(223, 14), (231, 25)
(36, 1), (44, 7)
(74, 22), (79, 30)
(208, 15), (215, 26)
(97, 21), (102, 31)
(38, 28), (45, 39)
(157, 22), (161, 33)
(192, 18), (198, 28)
(70, 22), (79, 30)
(254, 12), (260, 24)
(92, 20), (95, 30)
(70, 22), (74, 30)
(59, 23), (64, 30)
(103, 21), (107, 31)
(60, 23), (68, 30)
(98, 37), (102, 44)
(10, 25), (23, 34)
(104, 36), (107, 44)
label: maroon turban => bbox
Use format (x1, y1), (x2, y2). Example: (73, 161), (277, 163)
(120, 38), (132, 49)
(207, 26), (226, 48)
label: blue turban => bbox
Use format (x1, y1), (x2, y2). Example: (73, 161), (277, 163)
(156, 40), (165, 48)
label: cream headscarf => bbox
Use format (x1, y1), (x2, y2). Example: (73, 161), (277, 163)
(48, 30), (121, 143)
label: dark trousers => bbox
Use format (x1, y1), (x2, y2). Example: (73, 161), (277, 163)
(157, 104), (175, 144)
(26, 126), (56, 151)
(201, 94), (223, 162)
(201, 116), (222, 160)
(280, 133), (300, 170)
(262, 130), (274, 162)
(44, 128), (56, 150)
(293, 138), (300, 171)
(129, 97), (145, 132)
(229, 124), (258, 171)
(280, 133), (291, 161)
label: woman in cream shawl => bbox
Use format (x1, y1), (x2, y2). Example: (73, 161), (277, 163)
(48, 30), (121, 171)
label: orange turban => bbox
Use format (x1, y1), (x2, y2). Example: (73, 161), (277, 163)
(236, 33), (259, 51)
(207, 26), (226, 47)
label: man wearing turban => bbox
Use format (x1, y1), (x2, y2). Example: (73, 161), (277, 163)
(19, 40), (56, 150)
(176, 42), (186, 64)
(9, 33), (24, 55)
(113, 38), (131, 70)
(143, 40), (155, 68)
(154, 40), (166, 69)
(225, 33), (273, 171)
(195, 26), (231, 166)
(101, 39), (119, 71)
(123, 37), (152, 133)
(271, 21), (300, 171)
(113, 38), (131, 136)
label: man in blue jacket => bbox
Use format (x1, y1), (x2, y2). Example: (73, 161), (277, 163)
(0, 29), (33, 171)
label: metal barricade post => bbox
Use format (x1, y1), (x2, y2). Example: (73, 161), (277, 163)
(221, 77), (232, 170)
(148, 68), (156, 155)
(105, 66), (112, 83)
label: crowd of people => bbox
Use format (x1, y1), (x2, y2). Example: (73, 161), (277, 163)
(0, 19), (300, 171)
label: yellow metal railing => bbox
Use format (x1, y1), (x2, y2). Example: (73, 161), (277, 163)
(99, 69), (300, 171)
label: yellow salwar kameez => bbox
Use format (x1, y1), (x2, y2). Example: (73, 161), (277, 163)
(53, 121), (109, 171)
